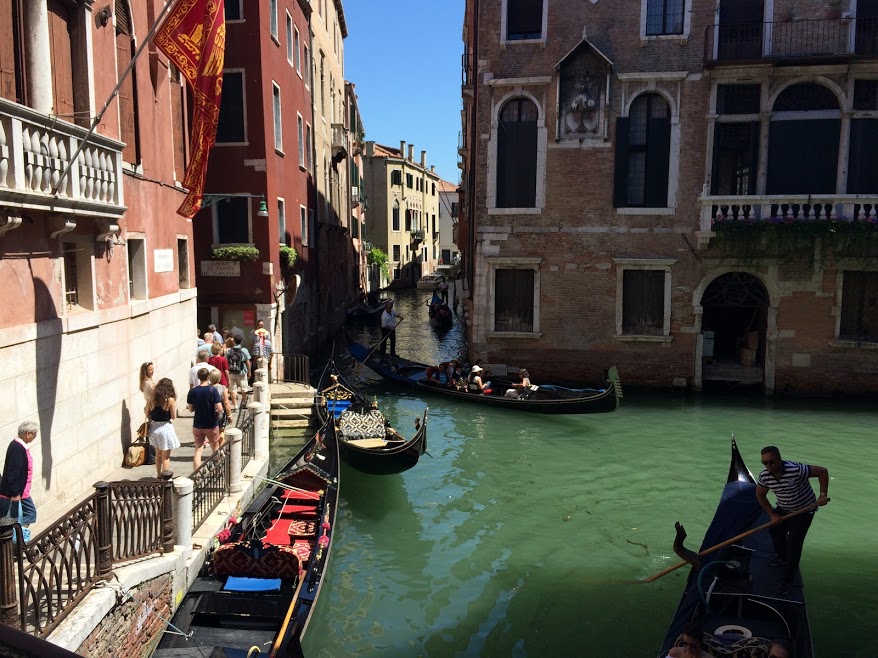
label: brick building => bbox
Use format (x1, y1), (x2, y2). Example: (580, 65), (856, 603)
(459, 0), (878, 395)
(0, 0), (195, 508)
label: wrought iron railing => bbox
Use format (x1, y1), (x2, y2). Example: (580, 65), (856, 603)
(239, 407), (256, 461)
(108, 477), (173, 562)
(461, 47), (473, 86)
(284, 353), (310, 384)
(705, 17), (878, 64)
(190, 443), (231, 532)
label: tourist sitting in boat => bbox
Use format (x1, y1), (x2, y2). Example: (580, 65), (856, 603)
(466, 365), (492, 394)
(425, 360), (461, 388)
(666, 622), (716, 658)
(504, 368), (532, 398)
(767, 640), (791, 658)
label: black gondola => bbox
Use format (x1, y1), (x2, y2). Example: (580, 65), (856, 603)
(427, 293), (453, 329)
(154, 424), (339, 658)
(346, 336), (622, 415)
(315, 359), (428, 475)
(657, 438), (814, 658)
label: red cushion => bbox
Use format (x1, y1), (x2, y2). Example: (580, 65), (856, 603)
(279, 505), (317, 516)
(482, 388), (493, 395)
(281, 489), (321, 501)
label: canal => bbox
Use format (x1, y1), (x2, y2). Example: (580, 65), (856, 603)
(290, 288), (877, 657)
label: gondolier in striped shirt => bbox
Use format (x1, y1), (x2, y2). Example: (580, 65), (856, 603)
(755, 445), (829, 596)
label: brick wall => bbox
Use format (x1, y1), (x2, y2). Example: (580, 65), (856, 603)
(76, 575), (172, 658)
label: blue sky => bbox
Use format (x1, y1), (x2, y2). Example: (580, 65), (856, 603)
(343, 1), (464, 185)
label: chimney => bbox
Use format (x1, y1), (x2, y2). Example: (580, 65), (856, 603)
(407, 144), (414, 161)
(420, 150), (427, 168)
(400, 141), (406, 157)
(430, 165), (435, 173)
(366, 141), (374, 157)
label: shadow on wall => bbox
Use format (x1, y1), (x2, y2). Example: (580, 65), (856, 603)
(120, 399), (133, 458)
(33, 274), (60, 491)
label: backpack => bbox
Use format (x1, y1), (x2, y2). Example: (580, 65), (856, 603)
(227, 346), (246, 374)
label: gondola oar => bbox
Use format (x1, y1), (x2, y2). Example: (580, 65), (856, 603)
(638, 499), (827, 584)
(351, 317), (405, 374)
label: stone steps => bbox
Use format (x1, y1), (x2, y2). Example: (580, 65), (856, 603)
(268, 383), (317, 435)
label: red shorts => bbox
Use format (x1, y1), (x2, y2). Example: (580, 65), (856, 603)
(193, 426), (220, 448)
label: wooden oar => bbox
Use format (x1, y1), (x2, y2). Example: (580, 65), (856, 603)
(351, 317), (405, 374)
(638, 499), (826, 584)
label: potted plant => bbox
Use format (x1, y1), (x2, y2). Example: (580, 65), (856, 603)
(211, 246), (260, 262)
(279, 245), (298, 268)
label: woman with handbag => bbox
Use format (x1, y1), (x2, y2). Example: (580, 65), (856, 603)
(147, 378), (180, 478)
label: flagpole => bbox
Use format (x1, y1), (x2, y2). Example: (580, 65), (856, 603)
(51, 0), (184, 196)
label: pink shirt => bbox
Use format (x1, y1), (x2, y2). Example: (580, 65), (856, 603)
(14, 437), (33, 499)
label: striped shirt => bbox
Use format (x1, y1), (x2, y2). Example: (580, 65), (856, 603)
(758, 460), (816, 512)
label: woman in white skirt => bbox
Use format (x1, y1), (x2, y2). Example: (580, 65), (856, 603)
(146, 378), (180, 478)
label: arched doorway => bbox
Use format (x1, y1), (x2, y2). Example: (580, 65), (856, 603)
(701, 272), (769, 385)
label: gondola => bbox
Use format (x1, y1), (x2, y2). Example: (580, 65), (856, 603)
(657, 438), (814, 658)
(315, 359), (428, 475)
(154, 423), (339, 658)
(427, 292), (454, 329)
(346, 298), (388, 321)
(346, 336), (622, 415)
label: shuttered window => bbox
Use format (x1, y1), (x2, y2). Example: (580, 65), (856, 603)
(217, 71), (245, 143)
(848, 119), (878, 194)
(614, 94), (671, 207)
(48, 0), (75, 120)
(0, 0), (25, 104)
(494, 268), (534, 332)
(507, 0), (543, 40)
(497, 98), (537, 208)
(622, 270), (665, 335)
(392, 202), (400, 231)
(216, 197), (249, 244)
(840, 272), (878, 342)
(170, 65), (187, 181)
(115, 0), (139, 163)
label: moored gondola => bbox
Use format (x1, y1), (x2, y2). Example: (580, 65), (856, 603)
(154, 423), (339, 658)
(315, 359), (428, 475)
(346, 336), (622, 415)
(657, 438), (814, 658)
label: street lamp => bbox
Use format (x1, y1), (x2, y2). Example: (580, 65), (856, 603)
(201, 193), (270, 217)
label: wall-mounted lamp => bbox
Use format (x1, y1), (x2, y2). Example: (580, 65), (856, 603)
(98, 5), (112, 28)
(202, 193), (270, 218)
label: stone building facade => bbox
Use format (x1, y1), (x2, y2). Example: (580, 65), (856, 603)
(460, 0), (878, 394)
(0, 0), (195, 509)
(438, 179), (461, 269)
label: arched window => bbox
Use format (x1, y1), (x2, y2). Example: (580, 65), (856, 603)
(392, 201), (400, 231)
(767, 83), (840, 194)
(614, 93), (670, 208)
(115, 0), (140, 163)
(497, 97), (538, 208)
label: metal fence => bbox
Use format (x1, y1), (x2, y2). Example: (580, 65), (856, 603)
(284, 353), (310, 384)
(190, 442), (232, 532)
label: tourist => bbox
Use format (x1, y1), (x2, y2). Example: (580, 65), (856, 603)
(380, 300), (403, 357)
(208, 341), (230, 388)
(768, 640), (792, 658)
(189, 352), (218, 389)
(147, 378), (180, 478)
(227, 335), (251, 405)
(209, 370), (233, 447)
(466, 365), (491, 394)
(187, 368), (223, 470)
(139, 361), (156, 404)
(504, 368), (532, 398)
(0, 422), (39, 528)
(755, 445), (829, 596)
(665, 622), (715, 657)
(207, 323), (223, 344)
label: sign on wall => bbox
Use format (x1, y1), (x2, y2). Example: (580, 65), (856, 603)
(201, 260), (241, 277)
(154, 249), (174, 273)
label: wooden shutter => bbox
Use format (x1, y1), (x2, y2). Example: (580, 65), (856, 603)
(613, 118), (630, 207)
(48, 0), (75, 119)
(170, 66), (187, 181)
(645, 116), (671, 207)
(494, 269), (534, 332)
(0, 0), (24, 103)
(623, 270), (664, 335)
(116, 33), (137, 162)
(841, 272), (878, 341)
(497, 100), (537, 208)
(216, 72), (245, 142)
(848, 120), (878, 194)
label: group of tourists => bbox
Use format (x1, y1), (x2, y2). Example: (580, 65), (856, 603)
(421, 361), (532, 400)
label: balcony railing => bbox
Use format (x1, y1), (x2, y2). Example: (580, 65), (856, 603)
(0, 98), (125, 217)
(331, 123), (348, 162)
(704, 17), (878, 65)
(411, 229), (425, 243)
(461, 48), (473, 87)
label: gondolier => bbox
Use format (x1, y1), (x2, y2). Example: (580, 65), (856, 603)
(380, 300), (403, 357)
(755, 445), (829, 596)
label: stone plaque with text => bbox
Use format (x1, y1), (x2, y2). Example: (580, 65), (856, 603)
(201, 260), (241, 277)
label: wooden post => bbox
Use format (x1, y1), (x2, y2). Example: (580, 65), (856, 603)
(93, 482), (113, 579)
(161, 470), (175, 553)
(0, 517), (20, 628)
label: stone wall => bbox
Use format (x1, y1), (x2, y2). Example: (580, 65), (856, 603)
(75, 574), (172, 658)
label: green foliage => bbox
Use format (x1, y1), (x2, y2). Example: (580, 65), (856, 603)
(211, 246), (260, 262)
(279, 245), (298, 266)
(368, 247), (390, 279)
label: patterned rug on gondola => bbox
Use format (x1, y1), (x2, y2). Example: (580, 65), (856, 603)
(339, 409), (386, 440)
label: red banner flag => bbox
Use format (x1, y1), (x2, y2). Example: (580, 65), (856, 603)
(155, 0), (225, 218)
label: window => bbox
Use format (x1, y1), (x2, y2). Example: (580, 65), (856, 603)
(278, 198), (287, 245)
(0, 0), (26, 104)
(717, 84), (760, 115)
(303, 45), (310, 87)
(300, 205), (309, 246)
(177, 237), (190, 288)
(391, 170), (401, 186)
(305, 123), (312, 171)
(214, 197), (249, 244)
(286, 13), (293, 64)
(405, 209), (411, 232)
(297, 114), (304, 166)
(170, 65), (187, 181)
(432, 182), (436, 195)
(127, 237), (147, 301)
(854, 80), (878, 111)
(712, 87), (761, 196)
(225, 0), (241, 20)
(622, 270), (665, 335)
(217, 71), (245, 143)
(272, 83), (282, 152)
(48, 0), (88, 126)
(497, 97), (538, 208)
(506, 0), (543, 41)
(320, 52), (325, 116)
(270, 0), (278, 39)
(406, 173), (413, 188)
(840, 272), (878, 342)
(309, 208), (315, 246)
(614, 93), (670, 208)
(451, 202), (459, 218)
(392, 201), (400, 231)
(849, 81), (878, 194)
(294, 25), (301, 73)
(114, 1), (139, 162)
(495, 269), (534, 332)
(392, 244), (400, 261)
(646, 0), (684, 36)
(62, 244), (78, 310)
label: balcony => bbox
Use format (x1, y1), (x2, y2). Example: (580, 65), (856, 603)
(331, 123), (347, 164)
(410, 229), (425, 245)
(0, 98), (125, 218)
(704, 17), (878, 66)
(697, 194), (878, 247)
(461, 49), (473, 90)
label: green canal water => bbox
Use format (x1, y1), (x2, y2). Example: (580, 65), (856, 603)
(290, 289), (878, 657)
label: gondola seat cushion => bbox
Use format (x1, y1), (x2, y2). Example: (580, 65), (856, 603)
(288, 520), (318, 538)
(211, 541), (302, 579)
(339, 409), (386, 440)
(674, 634), (772, 658)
